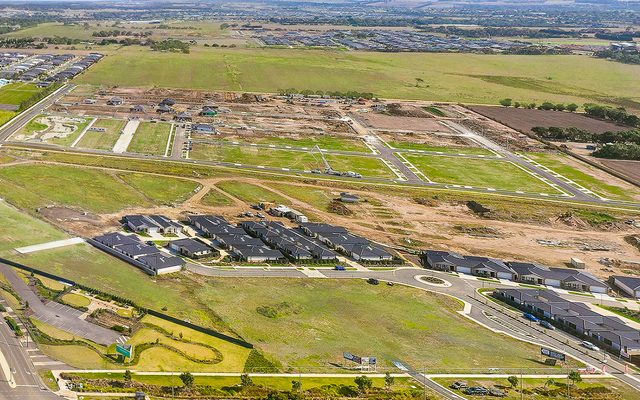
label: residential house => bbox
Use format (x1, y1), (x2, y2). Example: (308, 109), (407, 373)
(107, 96), (123, 106)
(612, 276), (640, 299)
(123, 215), (183, 235)
(169, 238), (216, 259)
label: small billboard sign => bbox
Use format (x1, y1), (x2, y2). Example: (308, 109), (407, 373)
(541, 347), (565, 361)
(116, 343), (133, 358)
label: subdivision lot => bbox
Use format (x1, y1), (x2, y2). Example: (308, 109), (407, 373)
(75, 47), (640, 110)
(468, 105), (626, 134)
(216, 181), (290, 205)
(0, 82), (41, 108)
(127, 121), (172, 155)
(0, 163), (199, 213)
(14, 114), (91, 146)
(403, 154), (559, 193)
(223, 135), (369, 153)
(190, 144), (395, 178)
(76, 118), (126, 151)
(200, 188), (235, 206)
(525, 152), (640, 201)
(387, 140), (495, 156)
(359, 113), (448, 131)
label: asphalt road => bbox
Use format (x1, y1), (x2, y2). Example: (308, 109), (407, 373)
(0, 263), (121, 346)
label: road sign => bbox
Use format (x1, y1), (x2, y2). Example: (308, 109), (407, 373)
(541, 347), (565, 361)
(116, 343), (133, 358)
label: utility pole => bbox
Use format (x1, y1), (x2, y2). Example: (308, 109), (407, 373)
(423, 365), (427, 400)
(520, 369), (523, 400)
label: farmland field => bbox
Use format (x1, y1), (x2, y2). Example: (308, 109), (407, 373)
(76, 118), (126, 151)
(0, 83), (41, 108)
(190, 144), (394, 178)
(76, 46), (640, 110)
(127, 121), (172, 155)
(403, 154), (559, 194)
(525, 152), (640, 201)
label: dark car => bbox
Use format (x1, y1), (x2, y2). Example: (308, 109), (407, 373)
(367, 278), (380, 285)
(334, 265), (346, 271)
(539, 320), (555, 330)
(464, 387), (489, 395)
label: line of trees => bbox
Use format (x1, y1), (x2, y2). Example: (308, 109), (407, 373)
(150, 39), (190, 54)
(92, 30), (152, 38)
(531, 126), (640, 160)
(499, 98), (578, 112)
(593, 143), (640, 160)
(594, 49), (640, 65)
(278, 88), (375, 99)
(583, 103), (640, 127)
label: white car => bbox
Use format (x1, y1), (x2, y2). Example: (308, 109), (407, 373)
(581, 341), (600, 351)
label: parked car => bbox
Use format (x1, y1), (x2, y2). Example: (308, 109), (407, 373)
(367, 278), (380, 285)
(581, 341), (600, 351)
(256, 213), (265, 219)
(539, 320), (555, 330)
(489, 388), (506, 397)
(387, 281), (394, 286)
(523, 313), (539, 322)
(334, 265), (346, 271)
(464, 387), (489, 395)
(451, 381), (468, 390)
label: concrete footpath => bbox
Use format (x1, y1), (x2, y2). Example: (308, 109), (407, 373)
(112, 120), (139, 153)
(15, 237), (84, 254)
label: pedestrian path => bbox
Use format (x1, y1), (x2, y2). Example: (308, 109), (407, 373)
(15, 237), (84, 254)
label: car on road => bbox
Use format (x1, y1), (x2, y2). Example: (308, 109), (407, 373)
(334, 265), (346, 271)
(539, 320), (555, 330)
(464, 386), (489, 395)
(523, 313), (539, 322)
(450, 381), (468, 390)
(581, 341), (600, 351)
(367, 278), (379, 285)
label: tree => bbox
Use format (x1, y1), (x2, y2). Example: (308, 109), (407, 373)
(124, 369), (132, 382)
(292, 379), (302, 392)
(507, 375), (518, 388)
(180, 372), (194, 388)
(555, 103), (566, 112)
(539, 102), (555, 111)
(241, 373), (253, 388)
(384, 372), (395, 390)
(354, 375), (373, 393)
(568, 370), (582, 385)
(544, 378), (555, 388)
(499, 98), (512, 107)
(513, 101), (521, 108)
(566, 103), (578, 112)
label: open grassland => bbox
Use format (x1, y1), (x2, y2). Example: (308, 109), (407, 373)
(0, 82), (41, 106)
(216, 181), (290, 205)
(0, 163), (197, 213)
(127, 122), (172, 155)
(200, 188), (235, 206)
(434, 377), (640, 400)
(2, 23), (98, 40)
(0, 201), (66, 253)
(525, 152), (640, 201)
(268, 183), (335, 211)
(191, 144), (394, 178)
(76, 118), (126, 151)
(76, 47), (640, 110)
(231, 135), (370, 153)
(0, 111), (15, 126)
(404, 154), (559, 194)
(389, 141), (495, 156)
(117, 172), (199, 205)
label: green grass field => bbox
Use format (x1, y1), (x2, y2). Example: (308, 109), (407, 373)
(200, 188), (235, 206)
(403, 154), (559, 194)
(0, 164), (197, 213)
(191, 144), (394, 178)
(0, 111), (15, 126)
(390, 142), (495, 156)
(61, 293), (92, 308)
(228, 135), (369, 153)
(75, 46), (640, 110)
(216, 181), (290, 205)
(0, 201), (66, 254)
(268, 183), (335, 211)
(0, 83), (41, 106)
(127, 122), (172, 155)
(525, 152), (640, 201)
(117, 172), (199, 205)
(2, 22), (98, 40)
(76, 118), (126, 151)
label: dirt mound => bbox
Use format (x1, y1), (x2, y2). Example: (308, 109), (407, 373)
(554, 211), (591, 230)
(328, 199), (353, 216)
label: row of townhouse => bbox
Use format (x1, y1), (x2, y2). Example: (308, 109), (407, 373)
(495, 288), (640, 361)
(188, 215), (284, 262)
(422, 250), (607, 293)
(123, 215), (184, 235)
(300, 223), (394, 262)
(242, 221), (338, 261)
(93, 232), (184, 275)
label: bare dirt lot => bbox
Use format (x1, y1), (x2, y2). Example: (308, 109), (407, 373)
(599, 159), (640, 183)
(468, 105), (627, 134)
(357, 112), (452, 132)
